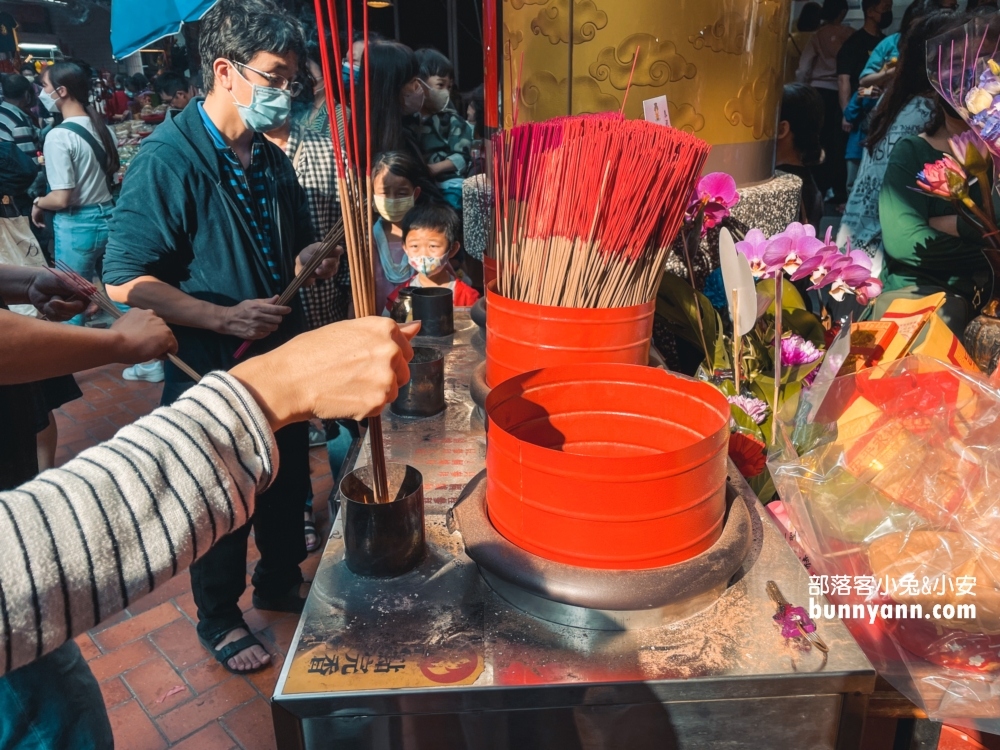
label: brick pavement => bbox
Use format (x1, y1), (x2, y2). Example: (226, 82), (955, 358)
(54, 364), (333, 749)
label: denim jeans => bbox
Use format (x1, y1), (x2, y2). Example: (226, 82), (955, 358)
(0, 641), (113, 750)
(53, 204), (113, 326)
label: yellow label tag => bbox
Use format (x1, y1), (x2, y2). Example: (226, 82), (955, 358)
(283, 645), (484, 694)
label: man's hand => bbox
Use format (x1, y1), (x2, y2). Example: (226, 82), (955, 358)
(230, 318), (421, 431)
(219, 297), (292, 339)
(30, 202), (45, 229)
(24, 268), (87, 321)
(110, 309), (178, 363)
(842, 117), (852, 133)
(295, 242), (343, 287)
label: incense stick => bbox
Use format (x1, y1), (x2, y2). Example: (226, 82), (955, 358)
(232, 220), (346, 360)
(48, 263), (203, 383)
(315, 0), (390, 503)
(492, 114), (709, 310)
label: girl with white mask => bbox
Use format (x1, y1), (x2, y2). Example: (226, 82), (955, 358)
(369, 150), (439, 313)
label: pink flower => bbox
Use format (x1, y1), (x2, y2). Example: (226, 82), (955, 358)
(687, 172), (739, 230)
(779, 334), (822, 366)
(735, 228), (771, 278)
(818, 250), (874, 301)
(727, 394), (770, 425)
(762, 222), (826, 276)
(854, 277), (883, 305)
(790, 245), (841, 286)
(916, 155), (966, 199)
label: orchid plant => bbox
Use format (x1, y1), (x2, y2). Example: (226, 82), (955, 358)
(914, 130), (1000, 315)
(658, 210), (884, 495)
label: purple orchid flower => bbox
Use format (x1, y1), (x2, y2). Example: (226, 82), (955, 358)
(779, 334), (822, 367)
(790, 245), (841, 286)
(734, 228), (772, 278)
(854, 277), (884, 305)
(686, 172), (739, 231)
(815, 250), (874, 301)
(761, 223), (826, 276)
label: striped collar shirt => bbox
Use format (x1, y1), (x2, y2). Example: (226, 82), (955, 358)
(197, 102), (280, 284)
(0, 101), (41, 163)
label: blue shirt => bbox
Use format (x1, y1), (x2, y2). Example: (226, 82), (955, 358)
(197, 102), (280, 284)
(860, 33), (900, 79)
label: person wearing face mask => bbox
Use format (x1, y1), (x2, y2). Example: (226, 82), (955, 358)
(386, 202), (479, 308)
(369, 150), (440, 311)
(403, 50), (474, 211)
(31, 62), (120, 326)
(365, 41), (427, 165)
(103, 0), (340, 677)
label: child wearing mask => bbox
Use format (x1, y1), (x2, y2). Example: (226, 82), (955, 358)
(405, 49), (473, 211)
(371, 151), (437, 311)
(387, 202), (479, 308)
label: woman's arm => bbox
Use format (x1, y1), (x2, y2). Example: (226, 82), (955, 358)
(0, 317), (419, 675)
(0, 307), (176, 384)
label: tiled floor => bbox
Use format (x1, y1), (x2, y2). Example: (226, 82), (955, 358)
(55, 364), (334, 750)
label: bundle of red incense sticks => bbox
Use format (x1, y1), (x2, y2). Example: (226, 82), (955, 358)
(492, 113), (711, 308)
(312, 0), (390, 502)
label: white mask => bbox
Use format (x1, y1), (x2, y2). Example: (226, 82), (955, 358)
(408, 254), (447, 275)
(402, 84), (425, 115)
(423, 83), (450, 113)
(38, 89), (60, 114)
(374, 194), (415, 223)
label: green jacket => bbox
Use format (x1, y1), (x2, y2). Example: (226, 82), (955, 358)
(878, 135), (994, 305)
(405, 107), (472, 178)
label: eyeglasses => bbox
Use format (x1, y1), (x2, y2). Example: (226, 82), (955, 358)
(230, 60), (304, 97)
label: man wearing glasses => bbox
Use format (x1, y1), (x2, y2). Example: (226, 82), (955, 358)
(154, 71), (198, 112)
(104, 0), (339, 675)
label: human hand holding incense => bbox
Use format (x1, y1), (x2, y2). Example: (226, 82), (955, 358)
(109, 309), (178, 363)
(220, 296), (292, 340)
(0, 264), (87, 321)
(231, 317), (421, 431)
(295, 241), (343, 286)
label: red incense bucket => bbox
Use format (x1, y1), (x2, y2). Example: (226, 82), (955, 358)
(485, 364), (730, 569)
(483, 256), (498, 290)
(485, 282), (655, 388)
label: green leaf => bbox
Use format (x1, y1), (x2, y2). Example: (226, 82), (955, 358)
(749, 469), (777, 503)
(784, 308), (826, 349)
(730, 404), (765, 442)
(756, 278), (807, 313)
(717, 379), (737, 397)
(655, 273), (722, 370)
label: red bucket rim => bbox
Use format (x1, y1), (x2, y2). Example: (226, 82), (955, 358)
(485, 363), (730, 472)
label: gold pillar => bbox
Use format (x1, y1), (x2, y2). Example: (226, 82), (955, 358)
(500, 0), (791, 185)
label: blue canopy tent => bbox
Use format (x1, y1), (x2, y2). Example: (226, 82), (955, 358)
(110, 0), (218, 60)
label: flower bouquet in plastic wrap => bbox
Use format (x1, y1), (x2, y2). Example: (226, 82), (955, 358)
(927, 13), (1000, 319)
(769, 355), (1000, 730)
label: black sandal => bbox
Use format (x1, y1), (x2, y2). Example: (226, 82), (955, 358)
(199, 630), (270, 675)
(304, 516), (321, 553)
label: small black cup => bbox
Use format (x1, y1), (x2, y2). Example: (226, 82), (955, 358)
(391, 346), (445, 417)
(410, 287), (454, 336)
(341, 463), (425, 577)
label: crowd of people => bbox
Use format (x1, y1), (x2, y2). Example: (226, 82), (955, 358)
(785, 0), (998, 333)
(0, 0), (488, 745)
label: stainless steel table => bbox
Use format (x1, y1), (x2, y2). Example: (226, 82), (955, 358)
(272, 311), (875, 750)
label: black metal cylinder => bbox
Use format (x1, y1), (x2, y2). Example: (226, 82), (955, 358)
(341, 463), (425, 578)
(391, 346), (445, 417)
(410, 287), (454, 336)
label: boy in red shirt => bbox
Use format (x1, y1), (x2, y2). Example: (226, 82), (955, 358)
(388, 202), (480, 308)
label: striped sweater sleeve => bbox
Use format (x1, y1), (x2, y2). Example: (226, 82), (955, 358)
(0, 372), (277, 675)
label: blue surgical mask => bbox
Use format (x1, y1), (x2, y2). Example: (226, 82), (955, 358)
(342, 60), (361, 86)
(230, 65), (291, 132)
